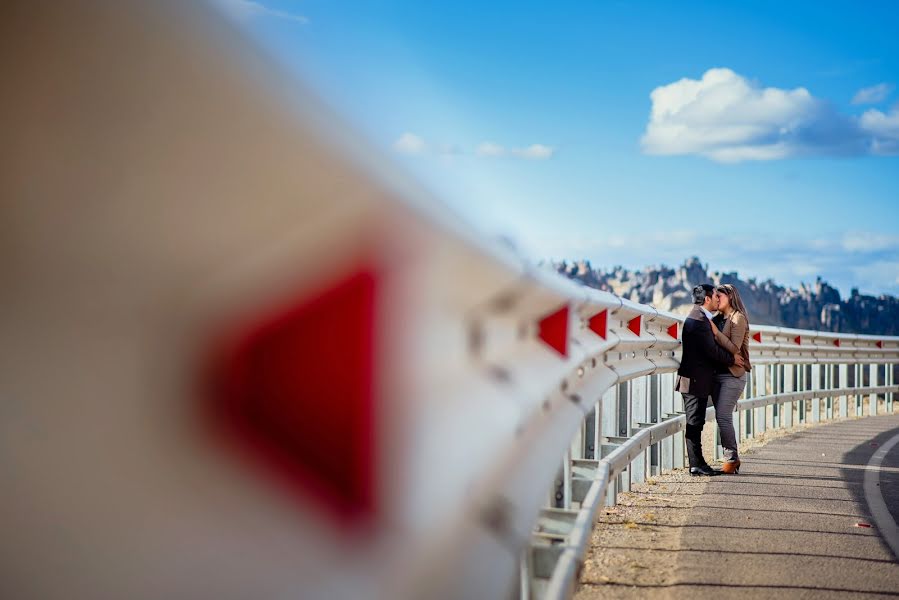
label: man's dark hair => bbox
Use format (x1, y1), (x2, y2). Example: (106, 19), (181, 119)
(692, 284), (715, 304)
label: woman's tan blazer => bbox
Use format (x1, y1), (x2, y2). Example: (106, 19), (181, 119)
(713, 311), (752, 377)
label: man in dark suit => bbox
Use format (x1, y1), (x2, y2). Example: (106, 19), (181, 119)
(678, 284), (744, 475)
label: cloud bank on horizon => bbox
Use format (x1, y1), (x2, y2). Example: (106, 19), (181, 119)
(641, 68), (899, 161)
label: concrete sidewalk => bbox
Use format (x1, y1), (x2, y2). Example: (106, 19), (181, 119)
(673, 414), (899, 598)
(577, 414), (899, 599)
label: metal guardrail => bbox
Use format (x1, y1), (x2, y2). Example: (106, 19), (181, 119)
(527, 320), (899, 599)
(5, 3), (898, 600)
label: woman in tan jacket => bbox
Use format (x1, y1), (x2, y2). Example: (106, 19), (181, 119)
(710, 284), (752, 474)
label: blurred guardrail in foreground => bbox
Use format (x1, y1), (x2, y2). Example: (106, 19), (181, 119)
(2, 2), (897, 600)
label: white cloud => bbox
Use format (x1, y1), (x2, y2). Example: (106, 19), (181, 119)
(214, 0), (309, 23)
(393, 132), (427, 155)
(476, 142), (506, 157)
(859, 106), (899, 155)
(641, 68), (867, 162)
(851, 83), (894, 105)
(511, 144), (554, 160)
(842, 231), (899, 253)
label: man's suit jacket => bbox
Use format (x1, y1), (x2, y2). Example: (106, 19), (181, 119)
(677, 305), (735, 398)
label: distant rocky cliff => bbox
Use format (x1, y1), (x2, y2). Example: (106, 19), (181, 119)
(552, 257), (899, 335)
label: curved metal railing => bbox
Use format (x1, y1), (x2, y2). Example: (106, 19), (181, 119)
(4, 3), (897, 600)
(527, 320), (898, 600)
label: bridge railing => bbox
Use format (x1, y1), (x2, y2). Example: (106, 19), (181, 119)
(6, 4), (899, 600)
(529, 321), (899, 600)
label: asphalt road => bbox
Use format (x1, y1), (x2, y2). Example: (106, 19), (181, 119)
(674, 414), (899, 598)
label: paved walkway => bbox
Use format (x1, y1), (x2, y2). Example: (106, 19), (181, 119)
(579, 414), (899, 599)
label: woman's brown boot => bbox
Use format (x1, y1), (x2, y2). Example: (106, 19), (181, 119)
(721, 459), (741, 474)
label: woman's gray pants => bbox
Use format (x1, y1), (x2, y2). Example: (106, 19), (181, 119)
(713, 372), (747, 462)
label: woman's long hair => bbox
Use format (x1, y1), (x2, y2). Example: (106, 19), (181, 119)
(717, 283), (749, 323)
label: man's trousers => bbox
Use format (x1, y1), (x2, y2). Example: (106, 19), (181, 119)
(681, 392), (709, 468)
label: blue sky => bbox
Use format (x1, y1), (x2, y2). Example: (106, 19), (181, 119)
(216, 0), (899, 297)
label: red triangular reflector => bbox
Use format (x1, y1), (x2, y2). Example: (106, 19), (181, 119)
(538, 305), (569, 357)
(588, 309), (607, 340)
(877, 341), (884, 348)
(752, 332), (762, 343)
(794, 335), (801, 345)
(628, 316), (642, 336)
(667, 323), (678, 338)
(834, 339), (841, 347)
(211, 269), (377, 523)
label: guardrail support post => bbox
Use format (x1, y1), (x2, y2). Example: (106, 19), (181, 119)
(825, 364), (834, 420)
(798, 365), (808, 423)
(619, 382), (631, 492)
(754, 365), (766, 435)
(838, 364), (849, 417)
(744, 367), (754, 438)
(771, 364), (780, 429)
(672, 374), (685, 470)
(660, 373), (674, 472)
(601, 385), (619, 505)
(810, 364), (821, 423)
(869, 363), (879, 416)
(888, 364), (895, 414)
(592, 405), (601, 460)
(570, 418), (584, 461)
(855, 364), (863, 416)
(630, 377), (647, 485)
(782, 364), (794, 428)
(519, 548), (531, 600)
(649, 375), (661, 476)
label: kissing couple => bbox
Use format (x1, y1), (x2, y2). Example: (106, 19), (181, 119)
(676, 283), (753, 475)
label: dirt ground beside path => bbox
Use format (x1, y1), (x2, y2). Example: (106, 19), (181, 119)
(574, 422), (821, 599)
(577, 470), (705, 599)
